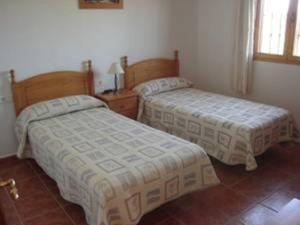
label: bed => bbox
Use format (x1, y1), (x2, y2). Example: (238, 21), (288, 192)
(11, 61), (219, 225)
(123, 51), (300, 171)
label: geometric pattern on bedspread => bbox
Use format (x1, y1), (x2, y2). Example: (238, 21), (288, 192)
(15, 95), (107, 159)
(139, 88), (300, 171)
(28, 108), (219, 225)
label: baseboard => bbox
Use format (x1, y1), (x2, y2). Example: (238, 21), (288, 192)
(0, 152), (16, 159)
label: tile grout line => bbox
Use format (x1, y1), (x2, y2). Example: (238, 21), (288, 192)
(225, 216), (246, 225)
(225, 162), (295, 205)
(13, 161), (62, 224)
(230, 177), (300, 224)
(1, 160), (36, 225)
(218, 183), (259, 215)
(157, 215), (185, 225)
(260, 202), (281, 213)
(219, 178), (284, 219)
(27, 161), (77, 225)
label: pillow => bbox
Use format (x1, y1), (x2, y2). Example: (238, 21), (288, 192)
(18, 95), (104, 121)
(15, 95), (107, 158)
(133, 77), (192, 97)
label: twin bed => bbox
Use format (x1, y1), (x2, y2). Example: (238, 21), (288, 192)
(11, 60), (219, 225)
(123, 51), (299, 171)
(11, 52), (299, 225)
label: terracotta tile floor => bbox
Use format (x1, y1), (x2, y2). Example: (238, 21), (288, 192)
(0, 143), (299, 225)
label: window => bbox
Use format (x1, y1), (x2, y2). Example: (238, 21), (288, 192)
(254, 0), (300, 64)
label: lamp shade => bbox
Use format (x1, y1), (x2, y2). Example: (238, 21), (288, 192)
(108, 63), (124, 75)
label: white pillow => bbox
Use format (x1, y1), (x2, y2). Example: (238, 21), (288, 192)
(134, 77), (192, 97)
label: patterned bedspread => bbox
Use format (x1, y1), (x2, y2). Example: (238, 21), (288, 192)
(139, 88), (300, 171)
(25, 107), (219, 225)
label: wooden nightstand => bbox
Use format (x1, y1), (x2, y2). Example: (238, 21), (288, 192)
(95, 89), (138, 120)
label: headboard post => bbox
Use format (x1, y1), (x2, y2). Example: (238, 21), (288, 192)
(87, 60), (95, 96)
(174, 50), (179, 61)
(123, 56), (129, 89)
(124, 56), (128, 69)
(10, 70), (16, 84)
(174, 50), (180, 76)
(10, 69), (20, 115)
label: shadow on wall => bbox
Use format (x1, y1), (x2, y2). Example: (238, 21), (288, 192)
(0, 71), (18, 158)
(0, 71), (13, 98)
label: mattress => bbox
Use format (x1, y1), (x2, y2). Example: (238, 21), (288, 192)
(27, 107), (219, 225)
(139, 88), (299, 171)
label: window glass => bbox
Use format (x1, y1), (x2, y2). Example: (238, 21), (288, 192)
(258, 0), (290, 55)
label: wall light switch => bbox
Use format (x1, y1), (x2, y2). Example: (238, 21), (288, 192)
(0, 96), (12, 104)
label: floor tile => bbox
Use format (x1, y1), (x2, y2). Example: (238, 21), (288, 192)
(195, 185), (256, 217)
(254, 146), (283, 165)
(157, 217), (183, 225)
(232, 165), (290, 201)
(0, 144), (299, 225)
(48, 185), (72, 207)
(211, 160), (249, 187)
(23, 208), (74, 225)
(239, 205), (277, 225)
(27, 160), (47, 175)
(0, 162), (37, 183)
(64, 204), (88, 225)
(39, 174), (72, 207)
(0, 189), (22, 225)
(11, 176), (47, 200)
(279, 177), (300, 198)
(0, 156), (27, 173)
(39, 174), (58, 190)
(224, 218), (245, 225)
(15, 190), (60, 221)
(261, 191), (295, 212)
(165, 192), (197, 213)
(268, 147), (300, 177)
(138, 207), (171, 225)
(171, 186), (230, 225)
(174, 205), (229, 225)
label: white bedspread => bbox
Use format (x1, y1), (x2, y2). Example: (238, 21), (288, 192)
(16, 96), (219, 225)
(138, 88), (300, 171)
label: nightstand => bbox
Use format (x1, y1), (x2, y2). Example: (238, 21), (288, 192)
(95, 90), (138, 120)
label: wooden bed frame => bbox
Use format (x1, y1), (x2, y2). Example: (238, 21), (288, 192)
(123, 50), (180, 90)
(11, 60), (95, 116)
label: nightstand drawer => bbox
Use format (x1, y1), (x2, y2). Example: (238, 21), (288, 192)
(95, 90), (138, 120)
(108, 97), (137, 112)
(121, 109), (138, 120)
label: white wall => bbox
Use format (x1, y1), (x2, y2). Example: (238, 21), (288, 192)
(173, 0), (300, 125)
(0, 0), (174, 157)
(170, 0), (200, 83)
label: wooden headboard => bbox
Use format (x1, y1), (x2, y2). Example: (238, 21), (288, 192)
(11, 60), (95, 116)
(123, 50), (180, 90)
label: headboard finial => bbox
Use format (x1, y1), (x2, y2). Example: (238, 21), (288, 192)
(174, 50), (179, 61)
(174, 50), (180, 76)
(10, 70), (16, 84)
(123, 56), (129, 90)
(88, 60), (92, 71)
(87, 60), (95, 96)
(124, 56), (128, 69)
